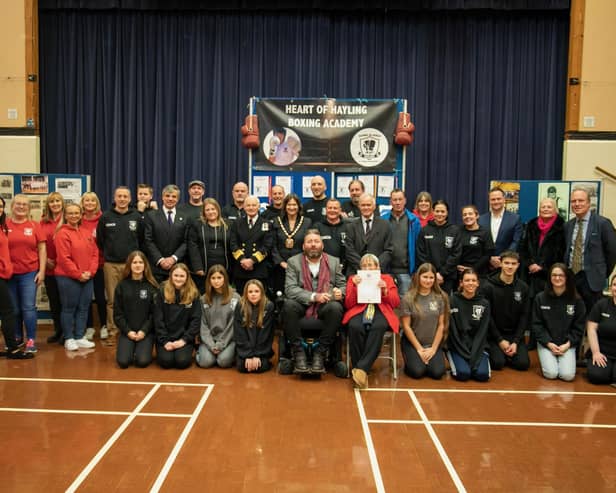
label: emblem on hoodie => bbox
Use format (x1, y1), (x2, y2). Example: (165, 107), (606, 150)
(129, 220), (137, 231)
(469, 236), (479, 245)
(514, 291), (522, 302)
(139, 289), (148, 300)
(566, 304), (575, 316)
(445, 236), (453, 248)
(472, 305), (485, 320)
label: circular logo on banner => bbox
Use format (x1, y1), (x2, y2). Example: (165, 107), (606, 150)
(263, 127), (302, 166)
(350, 128), (388, 167)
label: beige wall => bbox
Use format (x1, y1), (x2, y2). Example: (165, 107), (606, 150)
(0, 0), (27, 128)
(563, 140), (616, 219)
(0, 136), (40, 173)
(578, 0), (616, 131)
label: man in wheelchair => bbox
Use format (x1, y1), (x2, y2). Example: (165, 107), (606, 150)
(282, 229), (346, 373)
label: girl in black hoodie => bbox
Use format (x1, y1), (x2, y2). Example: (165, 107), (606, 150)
(416, 200), (461, 295)
(447, 268), (491, 381)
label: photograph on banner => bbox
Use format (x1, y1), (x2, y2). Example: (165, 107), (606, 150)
(490, 181), (520, 213)
(21, 175), (49, 194)
(255, 98), (398, 172)
(537, 182), (569, 220)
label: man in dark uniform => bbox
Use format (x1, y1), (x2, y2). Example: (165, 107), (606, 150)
(303, 175), (328, 224)
(222, 181), (248, 223)
(230, 195), (274, 296)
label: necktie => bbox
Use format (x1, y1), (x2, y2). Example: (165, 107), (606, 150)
(248, 218), (253, 229)
(167, 210), (173, 226)
(365, 219), (371, 235)
(571, 218), (584, 274)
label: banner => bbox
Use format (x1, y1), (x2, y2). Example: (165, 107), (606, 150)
(254, 98), (398, 172)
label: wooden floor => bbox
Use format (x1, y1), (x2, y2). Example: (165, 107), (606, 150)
(2, 326), (616, 492)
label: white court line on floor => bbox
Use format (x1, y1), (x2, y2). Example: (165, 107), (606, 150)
(408, 390), (466, 493)
(0, 376), (210, 387)
(367, 419), (616, 429)
(353, 388), (385, 493)
(363, 388), (616, 396)
(150, 384), (215, 492)
(0, 407), (192, 418)
(66, 384), (162, 493)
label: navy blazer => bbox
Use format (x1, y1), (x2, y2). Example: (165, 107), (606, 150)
(564, 212), (616, 292)
(478, 210), (522, 255)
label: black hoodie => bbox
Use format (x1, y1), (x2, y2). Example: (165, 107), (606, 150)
(531, 291), (586, 348)
(416, 219), (461, 281)
(481, 271), (530, 344)
(449, 291), (490, 370)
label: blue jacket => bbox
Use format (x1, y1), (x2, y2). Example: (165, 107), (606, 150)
(478, 210), (522, 255)
(380, 208), (422, 274)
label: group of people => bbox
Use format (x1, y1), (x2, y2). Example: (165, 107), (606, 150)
(1, 176), (615, 388)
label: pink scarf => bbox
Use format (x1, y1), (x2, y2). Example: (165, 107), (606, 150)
(301, 254), (331, 318)
(537, 215), (557, 246)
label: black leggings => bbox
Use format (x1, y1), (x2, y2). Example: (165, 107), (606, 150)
(401, 336), (446, 379)
(116, 333), (154, 368)
(347, 309), (388, 372)
(0, 278), (18, 351)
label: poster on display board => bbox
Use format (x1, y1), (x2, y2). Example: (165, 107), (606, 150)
(254, 98), (399, 172)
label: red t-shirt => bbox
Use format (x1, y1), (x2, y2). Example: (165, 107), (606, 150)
(0, 230), (14, 280)
(39, 216), (62, 275)
(6, 219), (44, 275)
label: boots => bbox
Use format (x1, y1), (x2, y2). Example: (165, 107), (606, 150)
(311, 347), (326, 373)
(292, 344), (309, 373)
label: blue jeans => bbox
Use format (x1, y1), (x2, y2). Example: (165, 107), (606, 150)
(8, 270), (38, 341)
(56, 276), (93, 341)
(392, 273), (411, 297)
(447, 349), (491, 382)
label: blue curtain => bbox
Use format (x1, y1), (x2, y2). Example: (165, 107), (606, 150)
(39, 8), (569, 213)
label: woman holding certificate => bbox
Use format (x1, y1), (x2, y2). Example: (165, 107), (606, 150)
(342, 253), (400, 389)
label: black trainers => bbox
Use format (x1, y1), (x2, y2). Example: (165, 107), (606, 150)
(6, 349), (34, 360)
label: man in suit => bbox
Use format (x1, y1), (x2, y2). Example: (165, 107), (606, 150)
(478, 187), (522, 270)
(565, 185), (616, 312)
(143, 184), (189, 282)
(229, 195), (273, 296)
(344, 193), (393, 275)
(283, 229), (346, 373)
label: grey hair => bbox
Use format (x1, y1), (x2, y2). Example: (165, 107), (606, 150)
(162, 184), (181, 198)
(360, 253), (380, 268)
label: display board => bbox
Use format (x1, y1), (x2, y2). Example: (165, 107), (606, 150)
(249, 97), (407, 211)
(489, 179), (602, 223)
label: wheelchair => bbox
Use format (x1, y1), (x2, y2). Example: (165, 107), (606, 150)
(277, 316), (348, 378)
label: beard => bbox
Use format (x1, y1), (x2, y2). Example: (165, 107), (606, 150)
(305, 249), (322, 260)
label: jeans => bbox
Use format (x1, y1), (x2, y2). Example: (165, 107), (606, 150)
(56, 276), (94, 341)
(537, 344), (576, 381)
(392, 273), (411, 297)
(8, 270), (38, 341)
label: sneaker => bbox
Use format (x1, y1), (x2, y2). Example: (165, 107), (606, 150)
(64, 338), (78, 351)
(84, 328), (95, 341)
(76, 338), (95, 349)
(25, 339), (38, 353)
(7, 349), (34, 360)
(100, 326), (109, 340)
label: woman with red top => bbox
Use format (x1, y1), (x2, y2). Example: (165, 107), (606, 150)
(7, 194), (46, 353)
(54, 203), (98, 351)
(412, 191), (434, 228)
(40, 191), (65, 344)
(0, 197), (33, 359)
(342, 253), (400, 389)
(80, 192), (107, 341)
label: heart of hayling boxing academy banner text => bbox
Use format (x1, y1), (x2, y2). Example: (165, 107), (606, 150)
(254, 98), (398, 172)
